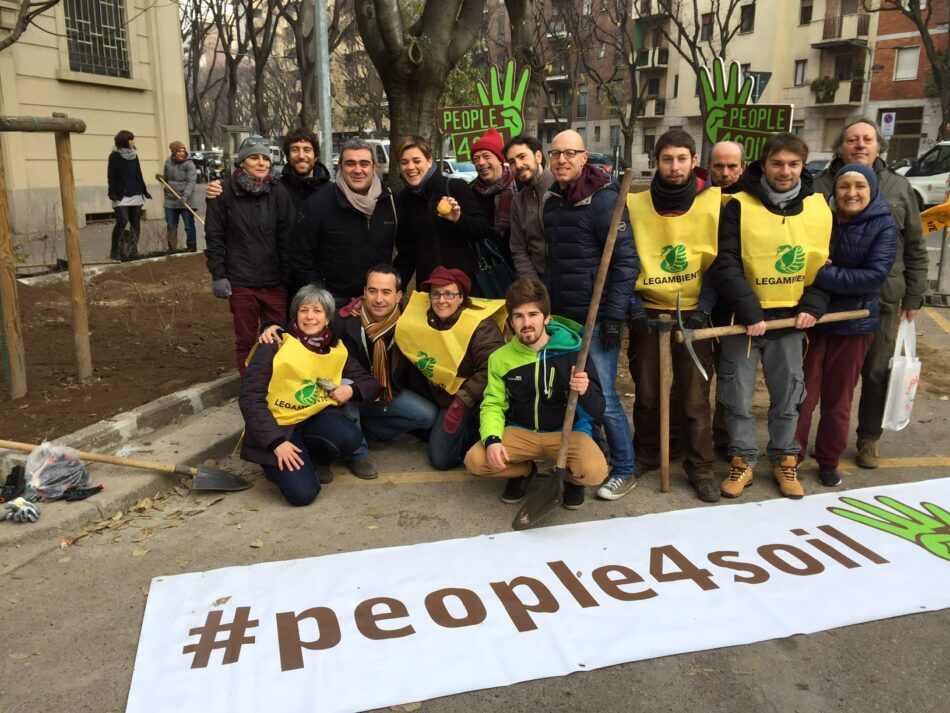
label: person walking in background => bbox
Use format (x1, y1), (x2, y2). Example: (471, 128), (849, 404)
(107, 129), (150, 260)
(162, 141), (197, 253)
(204, 142), (296, 375)
(796, 164), (897, 487)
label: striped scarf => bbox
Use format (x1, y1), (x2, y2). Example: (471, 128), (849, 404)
(360, 304), (401, 402)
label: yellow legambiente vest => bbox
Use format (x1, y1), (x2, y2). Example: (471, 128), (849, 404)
(627, 187), (721, 310)
(395, 291), (507, 395)
(735, 192), (831, 309)
(265, 334), (347, 426)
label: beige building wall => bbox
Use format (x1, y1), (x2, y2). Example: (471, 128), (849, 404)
(0, 1), (188, 234)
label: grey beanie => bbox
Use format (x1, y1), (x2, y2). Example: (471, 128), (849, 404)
(234, 142), (271, 167)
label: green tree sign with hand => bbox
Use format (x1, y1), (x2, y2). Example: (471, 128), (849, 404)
(476, 60), (531, 139)
(830, 496), (950, 562)
(699, 57), (755, 146)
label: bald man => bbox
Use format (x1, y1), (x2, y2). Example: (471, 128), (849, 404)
(708, 141), (746, 192)
(542, 129), (640, 500)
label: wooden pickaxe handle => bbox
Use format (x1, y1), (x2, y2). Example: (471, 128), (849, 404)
(674, 309), (870, 343)
(155, 173), (205, 225)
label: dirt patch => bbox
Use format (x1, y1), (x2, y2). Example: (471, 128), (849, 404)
(0, 255), (235, 443)
(917, 337), (950, 398)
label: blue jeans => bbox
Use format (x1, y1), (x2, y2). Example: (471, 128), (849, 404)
(164, 207), (197, 248)
(345, 389), (439, 460)
(588, 323), (634, 478)
(429, 403), (480, 471)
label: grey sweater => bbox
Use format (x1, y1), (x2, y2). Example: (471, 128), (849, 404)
(509, 169), (556, 279)
(162, 156), (197, 210)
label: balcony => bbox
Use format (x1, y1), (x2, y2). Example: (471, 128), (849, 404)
(635, 47), (669, 70)
(810, 79), (864, 106)
(637, 97), (666, 118)
(544, 64), (570, 83)
(542, 104), (569, 123)
(638, 0), (671, 18)
(811, 13), (870, 49)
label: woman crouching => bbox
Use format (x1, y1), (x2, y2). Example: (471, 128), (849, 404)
(239, 285), (379, 505)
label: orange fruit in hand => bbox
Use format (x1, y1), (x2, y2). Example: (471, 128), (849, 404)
(437, 197), (452, 216)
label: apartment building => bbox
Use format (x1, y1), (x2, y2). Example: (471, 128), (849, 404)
(0, 1), (188, 234)
(486, 0), (941, 174)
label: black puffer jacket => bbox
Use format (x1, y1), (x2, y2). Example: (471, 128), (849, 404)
(708, 162), (831, 335)
(394, 171), (488, 289)
(542, 164), (639, 323)
(280, 161), (331, 210)
(239, 330), (379, 467)
(107, 150), (150, 202)
(204, 179), (296, 288)
(291, 184), (397, 300)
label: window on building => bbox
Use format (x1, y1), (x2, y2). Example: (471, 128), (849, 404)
(610, 125), (621, 148)
(799, 0), (813, 25)
(594, 125), (601, 143)
(740, 4), (755, 33)
(792, 121), (805, 136)
(643, 134), (656, 155)
(794, 60), (807, 86)
(740, 63), (751, 83)
(64, 0), (131, 78)
(701, 13), (713, 41)
(577, 86), (588, 119)
(645, 77), (660, 97)
(673, 73), (679, 98)
(894, 47), (919, 81)
(841, 0), (859, 14)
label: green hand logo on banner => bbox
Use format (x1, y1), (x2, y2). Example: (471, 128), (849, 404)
(829, 496), (950, 561)
(699, 57), (755, 145)
(477, 60), (530, 138)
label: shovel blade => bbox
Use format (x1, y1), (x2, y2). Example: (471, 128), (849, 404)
(512, 467), (564, 530)
(192, 465), (254, 492)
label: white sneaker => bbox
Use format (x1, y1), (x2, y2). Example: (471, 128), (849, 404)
(596, 475), (638, 501)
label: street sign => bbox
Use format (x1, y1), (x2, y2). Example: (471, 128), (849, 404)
(881, 112), (897, 139)
(716, 103), (794, 161)
(745, 71), (772, 104)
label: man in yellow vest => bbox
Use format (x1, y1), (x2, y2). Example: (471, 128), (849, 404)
(626, 129), (720, 502)
(708, 133), (831, 500)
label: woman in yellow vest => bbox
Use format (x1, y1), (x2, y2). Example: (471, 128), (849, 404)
(239, 285), (379, 505)
(396, 266), (506, 469)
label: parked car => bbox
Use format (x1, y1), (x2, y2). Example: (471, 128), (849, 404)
(364, 139), (391, 176)
(438, 158), (478, 182)
(806, 159), (829, 175)
(587, 152), (629, 176)
(901, 141), (950, 208)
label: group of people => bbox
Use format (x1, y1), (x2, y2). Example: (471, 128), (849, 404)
(200, 117), (926, 512)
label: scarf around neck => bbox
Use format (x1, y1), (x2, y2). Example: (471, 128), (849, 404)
(650, 171), (698, 214)
(759, 176), (801, 211)
(114, 147), (138, 161)
(291, 322), (334, 354)
(472, 166), (516, 234)
(407, 163), (438, 194)
(359, 303), (401, 402)
(233, 167), (274, 196)
(338, 173), (383, 216)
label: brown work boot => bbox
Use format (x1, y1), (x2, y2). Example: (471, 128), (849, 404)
(721, 457), (753, 498)
(166, 228), (178, 252)
(855, 439), (879, 469)
(773, 455), (804, 499)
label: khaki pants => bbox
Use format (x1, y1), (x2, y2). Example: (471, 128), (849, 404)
(464, 427), (608, 485)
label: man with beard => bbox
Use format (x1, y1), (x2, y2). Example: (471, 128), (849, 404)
(468, 127), (517, 266)
(812, 119), (928, 469)
(206, 129), (331, 210)
(625, 129), (719, 502)
(464, 278), (607, 510)
(504, 134), (555, 279)
(291, 137), (397, 307)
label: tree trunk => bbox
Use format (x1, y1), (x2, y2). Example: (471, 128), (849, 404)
(505, 0), (540, 137)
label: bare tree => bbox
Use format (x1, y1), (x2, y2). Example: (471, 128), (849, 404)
(0, 0), (61, 52)
(354, 0), (487, 155)
(209, 0), (252, 127)
(503, 0), (542, 136)
(244, 0), (281, 134)
(864, 0), (950, 140)
(182, 0), (228, 147)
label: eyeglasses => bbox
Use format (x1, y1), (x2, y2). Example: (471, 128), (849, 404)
(548, 149), (586, 161)
(429, 291), (461, 301)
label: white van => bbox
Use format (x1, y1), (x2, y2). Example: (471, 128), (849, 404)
(898, 141), (950, 208)
(364, 139), (391, 177)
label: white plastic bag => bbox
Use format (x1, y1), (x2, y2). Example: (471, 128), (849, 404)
(881, 320), (922, 431)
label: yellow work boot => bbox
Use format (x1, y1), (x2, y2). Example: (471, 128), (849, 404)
(773, 455), (804, 499)
(855, 439), (879, 469)
(721, 457), (753, 498)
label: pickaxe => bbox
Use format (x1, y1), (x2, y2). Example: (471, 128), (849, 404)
(674, 309), (872, 348)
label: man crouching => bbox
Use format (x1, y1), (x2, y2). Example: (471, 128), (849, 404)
(464, 278), (608, 510)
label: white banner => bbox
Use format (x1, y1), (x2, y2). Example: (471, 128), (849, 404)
(127, 479), (950, 713)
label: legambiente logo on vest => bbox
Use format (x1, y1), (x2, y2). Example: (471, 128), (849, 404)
(642, 245), (700, 286)
(756, 245), (807, 286)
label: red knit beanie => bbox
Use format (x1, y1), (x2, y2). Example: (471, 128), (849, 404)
(470, 128), (504, 163)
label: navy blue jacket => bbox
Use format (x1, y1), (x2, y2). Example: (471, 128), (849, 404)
(542, 166), (639, 324)
(813, 193), (898, 335)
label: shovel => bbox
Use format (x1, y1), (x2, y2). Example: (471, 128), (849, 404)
(512, 168), (636, 531)
(155, 174), (205, 225)
(0, 439), (253, 492)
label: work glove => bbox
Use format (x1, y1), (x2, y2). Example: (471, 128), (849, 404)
(684, 310), (709, 331)
(212, 278), (232, 299)
(2, 497), (40, 523)
(599, 318), (623, 350)
(626, 308), (650, 334)
(442, 397), (469, 435)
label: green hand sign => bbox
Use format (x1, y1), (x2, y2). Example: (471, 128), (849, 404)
(699, 57), (756, 145)
(829, 496), (950, 562)
(476, 60), (531, 138)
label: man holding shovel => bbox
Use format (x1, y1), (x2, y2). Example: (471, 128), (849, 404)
(625, 129), (720, 503)
(464, 278), (607, 510)
(708, 133), (831, 500)
(162, 142), (197, 252)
